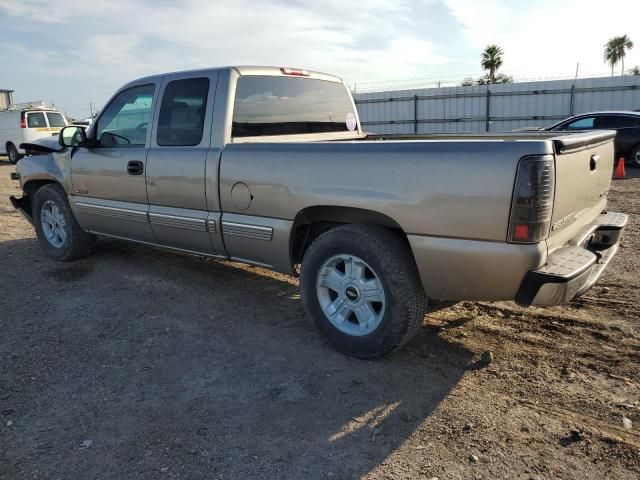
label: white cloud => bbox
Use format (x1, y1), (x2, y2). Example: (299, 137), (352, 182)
(1, 0), (446, 80)
(2, 0), (640, 116)
(0, 0), (451, 116)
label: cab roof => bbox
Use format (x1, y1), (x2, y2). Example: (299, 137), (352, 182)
(122, 66), (343, 89)
(569, 111), (640, 117)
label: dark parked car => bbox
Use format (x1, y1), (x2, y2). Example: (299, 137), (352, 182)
(544, 111), (640, 167)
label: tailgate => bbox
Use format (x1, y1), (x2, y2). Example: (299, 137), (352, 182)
(546, 130), (616, 252)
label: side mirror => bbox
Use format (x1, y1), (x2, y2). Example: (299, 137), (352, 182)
(59, 126), (87, 148)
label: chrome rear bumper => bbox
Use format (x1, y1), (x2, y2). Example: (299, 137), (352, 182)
(516, 211), (628, 306)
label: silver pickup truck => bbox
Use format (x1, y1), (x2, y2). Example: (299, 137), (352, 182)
(10, 66), (628, 358)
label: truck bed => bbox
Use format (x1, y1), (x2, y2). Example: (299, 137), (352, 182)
(361, 130), (617, 253)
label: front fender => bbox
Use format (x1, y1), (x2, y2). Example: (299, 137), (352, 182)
(16, 149), (73, 194)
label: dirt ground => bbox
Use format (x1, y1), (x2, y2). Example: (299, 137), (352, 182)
(0, 158), (638, 480)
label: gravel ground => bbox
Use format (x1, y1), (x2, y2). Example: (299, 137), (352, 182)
(0, 158), (639, 480)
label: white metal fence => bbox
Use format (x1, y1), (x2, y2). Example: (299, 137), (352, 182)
(354, 75), (640, 134)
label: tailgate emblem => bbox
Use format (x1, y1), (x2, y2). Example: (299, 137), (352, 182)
(551, 213), (577, 231)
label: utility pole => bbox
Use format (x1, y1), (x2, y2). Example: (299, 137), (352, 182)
(569, 62), (579, 116)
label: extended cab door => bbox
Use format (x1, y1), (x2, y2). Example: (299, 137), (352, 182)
(145, 71), (224, 254)
(69, 83), (157, 242)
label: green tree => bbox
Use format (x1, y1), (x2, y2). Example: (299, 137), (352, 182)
(629, 65), (640, 75)
(604, 35), (634, 76)
(480, 44), (504, 83)
(477, 73), (513, 85)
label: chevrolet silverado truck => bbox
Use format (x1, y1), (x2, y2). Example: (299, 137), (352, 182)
(9, 66), (628, 358)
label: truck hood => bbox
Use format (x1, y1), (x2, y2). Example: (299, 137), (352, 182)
(20, 136), (63, 154)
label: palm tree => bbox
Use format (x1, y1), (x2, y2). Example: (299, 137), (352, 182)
(481, 45), (504, 83)
(604, 35), (634, 76)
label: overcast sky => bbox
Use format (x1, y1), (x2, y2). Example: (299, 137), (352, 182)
(1, 0), (639, 118)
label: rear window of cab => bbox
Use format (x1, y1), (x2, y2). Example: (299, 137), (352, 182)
(232, 76), (357, 137)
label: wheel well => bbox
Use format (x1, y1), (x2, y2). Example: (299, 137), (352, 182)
(289, 206), (409, 272)
(21, 180), (58, 217)
(6, 141), (15, 152)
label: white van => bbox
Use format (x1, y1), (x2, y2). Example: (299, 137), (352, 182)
(0, 107), (68, 163)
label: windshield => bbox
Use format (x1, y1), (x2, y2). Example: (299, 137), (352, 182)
(46, 112), (67, 128)
(232, 76), (357, 137)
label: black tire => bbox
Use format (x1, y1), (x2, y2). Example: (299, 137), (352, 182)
(33, 184), (96, 261)
(300, 224), (427, 359)
(630, 145), (640, 169)
(7, 143), (21, 164)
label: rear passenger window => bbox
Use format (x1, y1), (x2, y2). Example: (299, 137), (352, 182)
(27, 112), (46, 128)
(599, 116), (639, 128)
(46, 112), (67, 128)
(157, 78), (209, 146)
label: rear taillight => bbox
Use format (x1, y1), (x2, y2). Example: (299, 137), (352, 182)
(508, 155), (555, 243)
(20, 112), (26, 128)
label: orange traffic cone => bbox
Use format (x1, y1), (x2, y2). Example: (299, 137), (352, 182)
(613, 157), (627, 179)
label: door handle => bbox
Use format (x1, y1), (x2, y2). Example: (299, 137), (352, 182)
(127, 161), (144, 175)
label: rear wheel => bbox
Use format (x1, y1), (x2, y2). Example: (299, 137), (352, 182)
(33, 184), (95, 261)
(630, 145), (640, 168)
(7, 143), (21, 164)
(300, 224), (426, 358)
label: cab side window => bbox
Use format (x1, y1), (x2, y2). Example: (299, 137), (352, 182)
(157, 78), (209, 146)
(95, 84), (155, 147)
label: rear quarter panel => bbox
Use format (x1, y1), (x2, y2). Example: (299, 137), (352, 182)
(219, 140), (553, 241)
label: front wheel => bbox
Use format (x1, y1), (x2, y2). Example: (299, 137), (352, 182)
(33, 184), (96, 261)
(300, 225), (427, 358)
